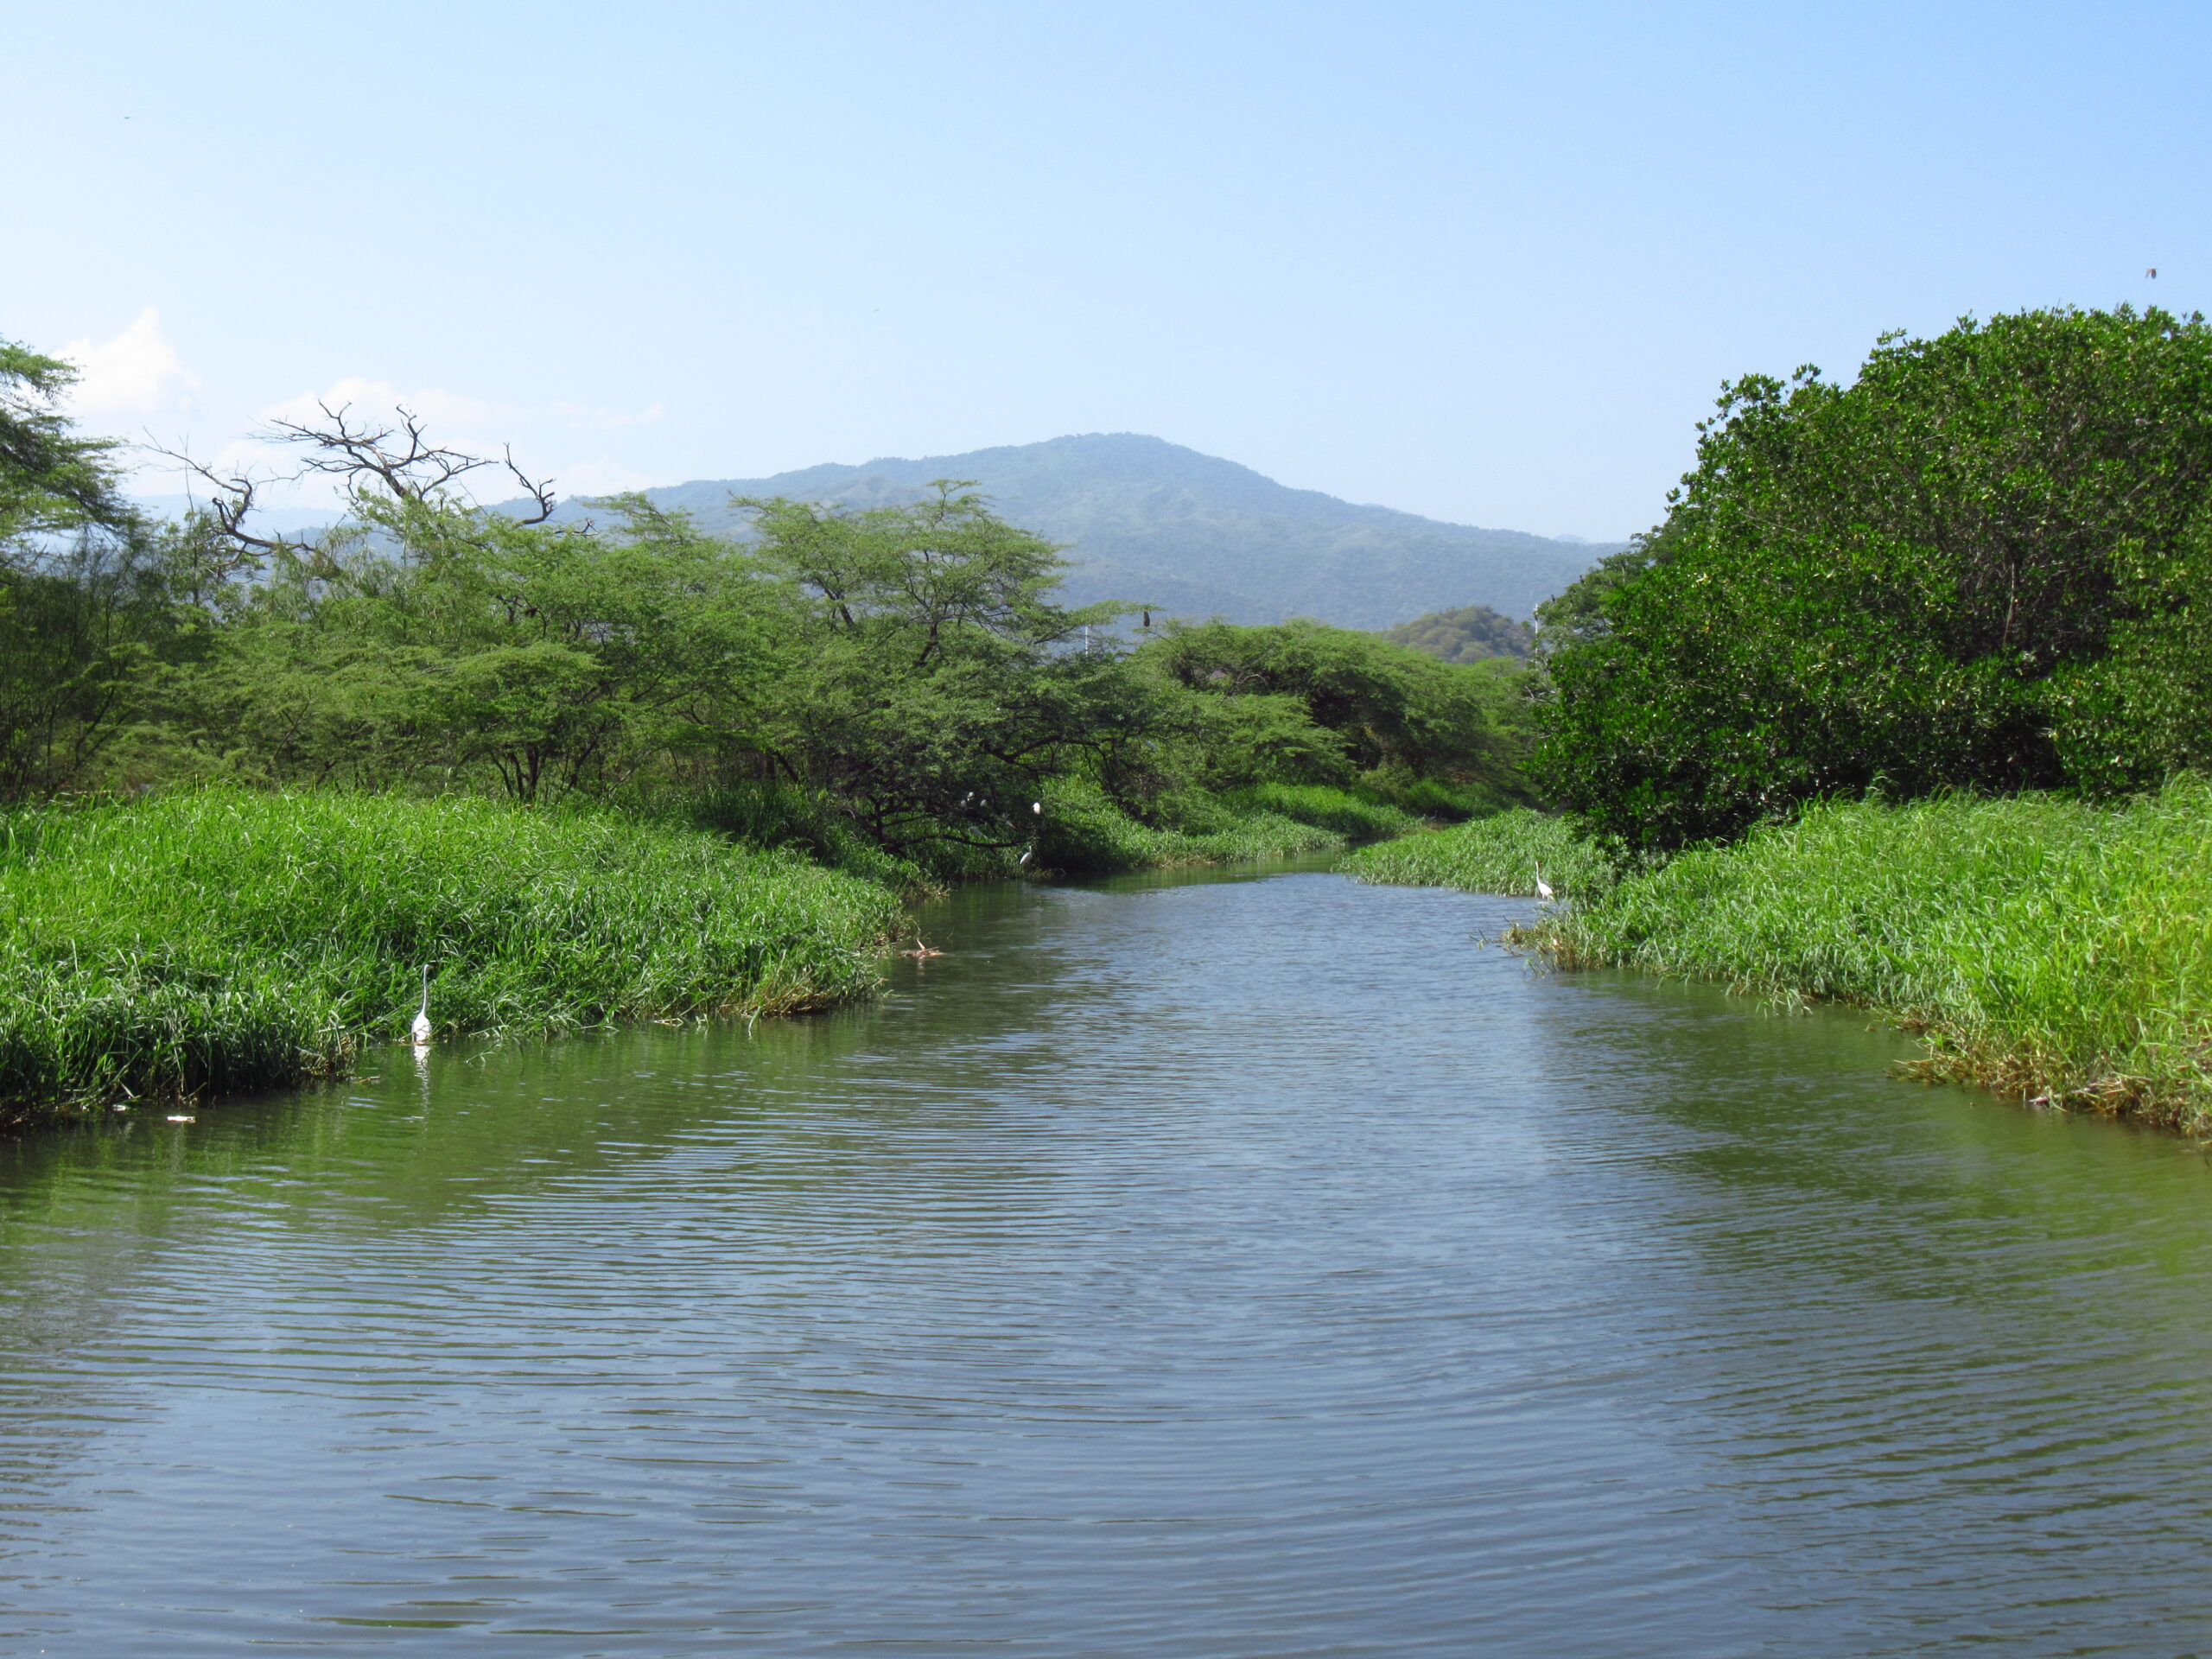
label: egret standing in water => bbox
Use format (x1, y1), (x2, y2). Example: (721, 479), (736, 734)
(410, 964), (433, 1045)
(1534, 865), (1554, 904)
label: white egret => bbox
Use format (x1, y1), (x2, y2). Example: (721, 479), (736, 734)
(1534, 865), (1555, 903)
(1021, 801), (1041, 868)
(410, 963), (433, 1045)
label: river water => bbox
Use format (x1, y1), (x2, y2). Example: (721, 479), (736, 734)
(3, 862), (2211, 1656)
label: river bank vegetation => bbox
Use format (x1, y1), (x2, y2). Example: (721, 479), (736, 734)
(1353, 306), (2212, 1130)
(1346, 786), (2212, 1126)
(0, 334), (1529, 1118)
(0, 791), (903, 1124)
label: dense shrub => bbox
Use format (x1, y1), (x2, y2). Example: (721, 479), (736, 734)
(1537, 307), (2212, 849)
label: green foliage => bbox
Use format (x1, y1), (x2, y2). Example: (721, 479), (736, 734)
(1221, 782), (1416, 839)
(740, 482), (1143, 855)
(0, 339), (207, 798)
(1134, 618), (1535, 796)
(167, 493), (785, 799)
(1538, 307), (2212, 849)
(1382, 602), (1532, 664)
(1341, 809), (1620, 897)
(1034, 777), (1341, 874)
(0, 339), (130, 541)
(1519, 783), (2212, 1128)
(1379, 775), (1523, 821)
(674, 780), (927, 893)
(0, 789), (903, 1122)
(2048, 515), (2212, 794)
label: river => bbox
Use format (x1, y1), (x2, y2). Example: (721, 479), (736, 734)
(3, 862), (2209, 1656)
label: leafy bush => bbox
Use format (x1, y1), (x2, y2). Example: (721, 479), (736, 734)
(1135, 618), (1533, 793)
(1382, 603), (1533, 664)
(1537, 307), (2212, 849)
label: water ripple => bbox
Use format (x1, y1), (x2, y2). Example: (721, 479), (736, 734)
(0, 868), (2209, 1655)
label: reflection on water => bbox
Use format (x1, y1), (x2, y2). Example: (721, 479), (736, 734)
(2, 865), (2210, 1655)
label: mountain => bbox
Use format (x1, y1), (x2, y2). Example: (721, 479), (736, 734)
(550, 434), (1613, 628)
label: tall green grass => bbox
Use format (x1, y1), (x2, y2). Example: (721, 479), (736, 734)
(1221, 783), (1418, 841)
(1037, 779), (1346, 874)
(0, 790), (904, 1122)
(1340, 808), (1620, 897)
(1523, 783), (2212, 1128)
(1343, 786), (2212, 1129)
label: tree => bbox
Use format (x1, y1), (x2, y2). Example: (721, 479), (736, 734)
(0, 339), (187, 798)
(1382, 603), (1534, 664)
(741, 482), (1142, 853)
(168, 409), (786, 798)
(1134, 618), (1529, 791)
(1537, 307), (2212, 849)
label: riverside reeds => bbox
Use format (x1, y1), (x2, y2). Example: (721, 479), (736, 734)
(1351, 785), (2212, 1130)
(1341, 808), (1619, 898)
(0, 790), (904, 1123)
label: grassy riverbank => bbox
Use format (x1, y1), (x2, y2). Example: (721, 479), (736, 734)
(1346, 786), (2212, 1130)
(1039, 779), (1409, 874)
(1342, 807), (1618, 898)
(0, 791), (904, 1124)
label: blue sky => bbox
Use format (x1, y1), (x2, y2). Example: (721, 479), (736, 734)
(9, 1), (2205, 537)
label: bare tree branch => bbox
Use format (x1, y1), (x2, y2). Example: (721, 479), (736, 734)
(266, 402), (493, 500)
(147, 404), (562, 563)
(143, 440), (314, 563)
(502, 444), (556, 524)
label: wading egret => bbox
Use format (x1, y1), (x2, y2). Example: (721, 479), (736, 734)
(1534, 865), (1554, 903)
(410, 964), (433, 1045)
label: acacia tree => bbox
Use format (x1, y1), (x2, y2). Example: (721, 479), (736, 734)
(0, 339), (194, 798)
(743, 482), (1142, 852)
(171, 409), (788, 798)
(1538, 307), (2212, 849)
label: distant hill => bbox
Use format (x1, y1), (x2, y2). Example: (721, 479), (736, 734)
(544, 434), (1614, 628)
(1382, 603), (1534, 663)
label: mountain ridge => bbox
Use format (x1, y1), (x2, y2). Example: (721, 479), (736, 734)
(552, 433), (1615, 629)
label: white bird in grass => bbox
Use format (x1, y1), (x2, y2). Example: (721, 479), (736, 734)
(410, 963), (433, 1045)
(1534, 864), (1555, 904)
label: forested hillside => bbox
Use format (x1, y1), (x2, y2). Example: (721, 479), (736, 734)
(554, 434), (1611, 628)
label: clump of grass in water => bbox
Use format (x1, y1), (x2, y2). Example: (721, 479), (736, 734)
(1339, 808), (1620, 898)
(1517, 781), (2212, 1130)
(0, 790), (905, 1124)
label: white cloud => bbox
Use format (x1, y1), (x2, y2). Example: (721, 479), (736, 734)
(61, 308), (199, 415)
